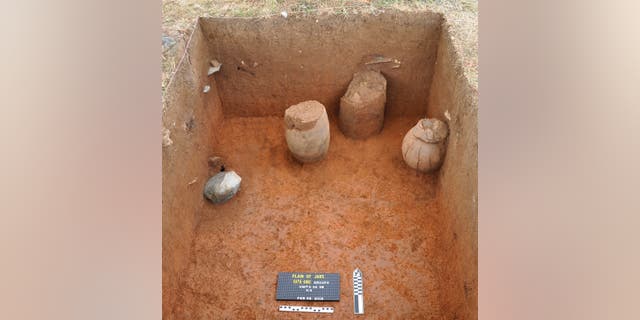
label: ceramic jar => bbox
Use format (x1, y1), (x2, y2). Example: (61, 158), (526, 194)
(284, 100), (330, 163)
(339, 70), (387, 139)
(401, 118), (448, 172)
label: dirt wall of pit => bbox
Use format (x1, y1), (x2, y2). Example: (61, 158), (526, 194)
(200, 11), (442, 117)
(162, 23), (225, 319)
(162, 10), (477, 319)
(427, 23), (479, 320)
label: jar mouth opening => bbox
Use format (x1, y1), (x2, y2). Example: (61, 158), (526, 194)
(413, 118), (448, 143)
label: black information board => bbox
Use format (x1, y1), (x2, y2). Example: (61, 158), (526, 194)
(276, 272), (340, 301)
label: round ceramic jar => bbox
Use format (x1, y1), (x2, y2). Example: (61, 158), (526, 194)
(401, 118), (448, 172)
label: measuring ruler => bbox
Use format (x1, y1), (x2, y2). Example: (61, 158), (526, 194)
(353, 268), (364, 314)
(278, 305), (334, 313)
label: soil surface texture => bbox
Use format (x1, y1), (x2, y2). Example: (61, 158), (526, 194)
(172, 117), (447, 319)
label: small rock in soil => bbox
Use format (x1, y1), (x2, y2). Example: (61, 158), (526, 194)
(162, 35), (176, 51)
(162, 127), (173, 147)
(208, 59), (222, 75)
(208, 156), (225, 169)
(203, 171), (242, 204)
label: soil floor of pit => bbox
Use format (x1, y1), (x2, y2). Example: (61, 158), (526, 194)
(173, 117), (448, 319)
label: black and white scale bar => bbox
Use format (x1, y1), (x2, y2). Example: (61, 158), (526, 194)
(278, 305), (334, 313)
(353, 268), (364, 315)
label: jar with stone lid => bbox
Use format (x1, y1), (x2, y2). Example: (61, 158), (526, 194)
(401, 118), (449, 172)
(284, 100), (330, 163)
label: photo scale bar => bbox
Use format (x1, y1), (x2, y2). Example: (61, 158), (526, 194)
(353, 268), (364, 315)
(278, 305), (334, 313)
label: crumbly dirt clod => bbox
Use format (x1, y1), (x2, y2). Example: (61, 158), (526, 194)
(207, 156), (224, 169)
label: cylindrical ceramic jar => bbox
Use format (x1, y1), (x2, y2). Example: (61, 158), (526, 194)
(339, 70), (387, 139)
(401, 118), (449, 172)
(284, 100), (330, 163)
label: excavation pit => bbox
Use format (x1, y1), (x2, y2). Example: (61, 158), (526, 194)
(163, 10), (477, 319)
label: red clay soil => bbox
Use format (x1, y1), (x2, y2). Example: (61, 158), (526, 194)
(172, 117), (447, 319)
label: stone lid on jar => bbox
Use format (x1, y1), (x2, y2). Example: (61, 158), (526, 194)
(284, 100), (326, 131)
(411, 118), (448, 143)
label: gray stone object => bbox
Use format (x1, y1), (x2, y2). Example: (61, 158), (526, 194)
(162, 35), (176, 51)
(203, 171), (242, 203)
